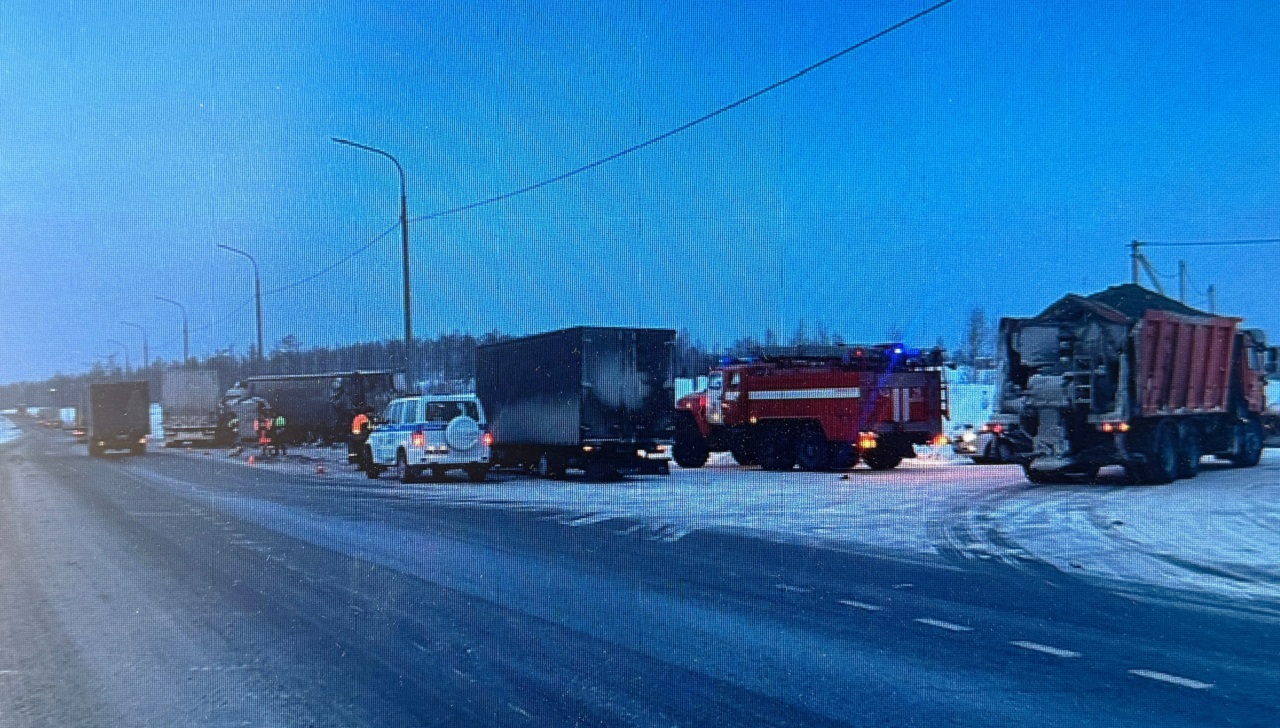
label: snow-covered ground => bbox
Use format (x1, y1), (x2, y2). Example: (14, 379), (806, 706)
(198, 443), (1280, 610)
(0, 416), (21, 446)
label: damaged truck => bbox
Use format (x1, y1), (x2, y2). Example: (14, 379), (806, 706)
(996, 284), (1275, 484)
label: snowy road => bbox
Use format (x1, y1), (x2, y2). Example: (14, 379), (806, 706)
(5, 425), (1280, 726)
(225, 443), (1280, 612)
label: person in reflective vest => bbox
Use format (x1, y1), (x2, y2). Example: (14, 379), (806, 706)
(272, 413), (287, 455)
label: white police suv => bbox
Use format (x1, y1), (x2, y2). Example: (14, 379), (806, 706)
(364, 394), (492, 483)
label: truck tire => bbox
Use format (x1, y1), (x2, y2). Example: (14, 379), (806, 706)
(1022, 465), (1063, 484)
(795, 427), (831, 472)
(1177, 421), (1202, 479)
(757, 426), (796, 471)
(673, 436), (710, 469)
(863, 448), (903, 471)
(828, 442), (859, 470)
(1232, 418), (1264, 468)
(131, 444), (146, 456)
(89, 443), (104, 458)
(673, 416), (709, 469)
(729, 442), (758, 467)
(1139, 421), (1178, 484)
(465, 465), (490, 483)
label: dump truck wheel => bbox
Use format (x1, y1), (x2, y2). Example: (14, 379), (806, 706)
(1232, 418), (1264, 468)
(1140, 421), (1178, 484)
(1177, 421), (1202, 479)
(795, 427), (831, 471)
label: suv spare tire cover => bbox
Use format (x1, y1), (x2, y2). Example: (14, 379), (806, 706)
(445, 415), (481, 451)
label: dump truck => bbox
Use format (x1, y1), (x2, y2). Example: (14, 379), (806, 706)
(674, 345), (949, 471)
(996, 284), (1273, 484)
(86, 380), (151, 457)
(160, 369), (224, 447)
(475, 327), (675, 478)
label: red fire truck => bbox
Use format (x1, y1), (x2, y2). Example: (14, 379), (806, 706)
(674, 345), (949, 471)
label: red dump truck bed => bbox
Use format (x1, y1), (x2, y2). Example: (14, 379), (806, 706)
(1135, 310), (1240, 417)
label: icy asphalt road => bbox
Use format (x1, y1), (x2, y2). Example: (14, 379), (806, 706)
(3, 428), (1280, 726)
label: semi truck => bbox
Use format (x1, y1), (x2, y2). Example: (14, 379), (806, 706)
(996, 284), (1273, 484)
(86, 380), (151, 457)
(475, 327), (675, 478)
(223, 370), (401, 446)
(160, 369), (224, 447)
(674, 345), (949, 471)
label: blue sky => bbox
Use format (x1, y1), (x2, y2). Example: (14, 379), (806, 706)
(2, 0), (1278, 382)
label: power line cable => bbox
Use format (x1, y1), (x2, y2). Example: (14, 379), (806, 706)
(147, 0), (960, 361)
(407, 0), (957, 225)
(1142, 237), (1280, 247)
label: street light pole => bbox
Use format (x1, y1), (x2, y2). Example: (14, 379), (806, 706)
(216, 244), (265, 365)
(332, 137), (414, 387)
(155, 296), (190, 364)
(120, 321), (149, 370)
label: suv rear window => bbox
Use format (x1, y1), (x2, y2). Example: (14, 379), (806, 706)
(423, 401), (464, 422)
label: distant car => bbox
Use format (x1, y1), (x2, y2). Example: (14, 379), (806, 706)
(364, 394), (492, 483)
(954, 422), (1030, 464)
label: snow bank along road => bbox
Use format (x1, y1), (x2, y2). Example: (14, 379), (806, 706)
(4, 427), (1280, 726)
(234, 442), (1280, 614)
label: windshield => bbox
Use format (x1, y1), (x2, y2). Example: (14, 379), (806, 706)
(4, 3), (1279, 726)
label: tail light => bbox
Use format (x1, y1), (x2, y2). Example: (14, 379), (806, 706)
(482, 432), (494, 447)
(1098, 421), (1131, 433)
(858, 432), (878, 450)
(930, 434), (950, 446)
(411, 430), (425, 447)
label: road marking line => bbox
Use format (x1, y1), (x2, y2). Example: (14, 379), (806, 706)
(892, 583), (914, 589)
(914, 618), (972, 632)
(776, 584), (812, 594)
(838, 599), (883, 611)
(1010, 640), (1080, 658)
(1128, 669), (1213, 690)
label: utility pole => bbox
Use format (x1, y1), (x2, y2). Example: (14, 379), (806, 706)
(333, 137), (414, 389)
(1208, 285), (1216, 314)
(1130, 240), (1141, 285)
(1178, 260), (1187, 303)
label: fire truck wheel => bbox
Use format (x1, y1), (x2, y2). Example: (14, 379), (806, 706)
(674, 416), (710, 468)
(863, 448), (903, 471)
(757, 427), (797, 471)
(828, 442), (859, 470)
(795, 428), (831, 472)
(729, 443), (758, 467)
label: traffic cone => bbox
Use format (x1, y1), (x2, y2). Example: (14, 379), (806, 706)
(247, 455), (257, 466)
(316, 464), (327, 475)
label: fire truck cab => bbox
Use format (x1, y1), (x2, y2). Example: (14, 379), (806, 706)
(674, 345), (948, 471)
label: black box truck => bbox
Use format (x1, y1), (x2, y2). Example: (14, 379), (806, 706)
(86, 380), (151, 457)
(476, 327), (675, 478)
